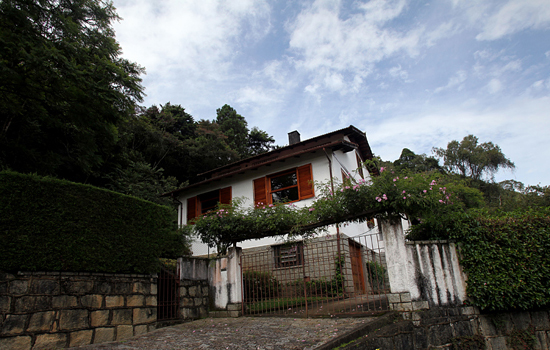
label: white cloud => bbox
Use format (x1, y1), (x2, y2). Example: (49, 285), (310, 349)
(434, 70), (467, 93)
(487, 78), (502, 94)
(476, 0), (550, 40)
(287, 0), (420, 92)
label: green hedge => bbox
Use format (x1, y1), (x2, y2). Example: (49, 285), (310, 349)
(0, 171), (183, 273)
(409, 208), (550, 311)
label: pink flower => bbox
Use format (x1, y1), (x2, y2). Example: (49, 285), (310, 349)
(423, 190), (427, 193)
(380, 167), (385, 172)
(402, 190), (406, 194)
(309, 208), (315, 212)
(382, 194), (387, 200)
(439, 199), (443, 203)
(403, 197), (406, 199)
(269, 204), (274, 207)
(393, 178), (397, 182)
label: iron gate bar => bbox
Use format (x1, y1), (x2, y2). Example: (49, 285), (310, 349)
(240, 230), (389, 318)
(157, 265), (180, 321)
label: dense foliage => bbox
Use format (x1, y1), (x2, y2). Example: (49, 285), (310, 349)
(411, 208), (550, 311)
(0, 171), (190, 273)
(187, 161), (481, 253)
(0, 0), (144, 182)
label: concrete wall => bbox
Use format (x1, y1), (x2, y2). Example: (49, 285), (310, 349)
(0, 271), (157, 349)
(380, 220), (468, 308)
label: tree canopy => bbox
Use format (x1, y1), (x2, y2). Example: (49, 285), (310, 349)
(0, 0), (144, 181)
(433, 135), (515, 181)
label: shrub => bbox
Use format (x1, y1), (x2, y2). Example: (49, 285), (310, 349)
(243, 270), (280, 300)
(0, 171), (188, 273)
(365, 261), (387, 292)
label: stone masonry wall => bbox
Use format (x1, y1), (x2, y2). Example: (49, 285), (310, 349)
(179, 279), (209, 321)
(0, 271), (157, 349)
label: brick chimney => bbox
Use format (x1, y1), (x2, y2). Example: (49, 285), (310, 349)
(288, 131), (301, 145)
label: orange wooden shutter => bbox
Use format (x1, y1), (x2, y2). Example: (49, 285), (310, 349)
(253, 177), (268, 207)
(187, 196), (198, 224)
(297, 164), (314, 199)
(219, 186), (232, 205)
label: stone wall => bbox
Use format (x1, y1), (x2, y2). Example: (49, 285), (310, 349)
(336, 307), (550, 350)
(0, 271), (157, 349)
(179, 279), (209, 320)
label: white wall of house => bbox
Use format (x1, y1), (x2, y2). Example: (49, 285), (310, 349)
(178, 147), (375, 257)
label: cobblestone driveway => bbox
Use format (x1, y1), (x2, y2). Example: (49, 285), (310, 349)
(71, 317), (375, 350)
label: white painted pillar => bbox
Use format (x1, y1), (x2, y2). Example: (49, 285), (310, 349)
(380, 219), (412, 294)
(226, 247), (242, 304)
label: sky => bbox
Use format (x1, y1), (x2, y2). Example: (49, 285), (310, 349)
(111, 0), (550, 187)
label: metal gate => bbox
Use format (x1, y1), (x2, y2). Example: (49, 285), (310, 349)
(157, 265), (180, 321)
(240, 230), (389, 317)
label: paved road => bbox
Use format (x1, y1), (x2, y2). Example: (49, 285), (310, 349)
(71, 317), (375, 350)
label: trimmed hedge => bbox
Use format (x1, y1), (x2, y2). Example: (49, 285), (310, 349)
(409, 208), (550, 311)
(0, 171), (181, 273)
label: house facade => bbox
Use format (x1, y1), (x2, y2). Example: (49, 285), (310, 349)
(167, 125), (379, 257)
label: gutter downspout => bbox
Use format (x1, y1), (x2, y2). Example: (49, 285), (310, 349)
(323, 148), (342, 280)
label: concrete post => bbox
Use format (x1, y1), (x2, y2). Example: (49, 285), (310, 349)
(227, 247), (242, 304)
(380, 218), (411, 294)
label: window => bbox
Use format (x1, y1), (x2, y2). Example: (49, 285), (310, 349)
(187, 186), (231, 223)
(253, 164), (314, 207)
(273, 243), (303, 268)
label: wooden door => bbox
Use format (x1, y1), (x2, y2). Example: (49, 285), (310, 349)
(349, 240), (366, 294)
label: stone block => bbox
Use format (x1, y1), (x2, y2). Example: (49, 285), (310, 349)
(395, 302), (413, 311)
(413, 327), (428, 349)
(486, 336), (507, 350)
(146, 296), (157, 307)
(52, 295), (78, 308)
(0, 336), (32, 350)
(227, 303), (241, 311)
(427, 324), (453, 346)
(132, 282), (146, 294)
(535, 331), (547, 350)
(113, 283), (132, 294)
(179, 286), (187, 297)
(202, 286), (209, 296)
(512, 311), (532, 330)
(0, 282), (7, 295)
(188, 286), (198, 297)
(31, 279), (59, 295)
(81, 294), (103, 309)
(150, 284), (157, 295)
(95, 281), (112, 294)
(127, 294), (144, 307)
(228, 311), (241, 318)
(134, 324), (148, 336)
(194, 298), (203, 306)
(1, 314), (28, 335)
(59, 309), (89, 330)
(112, 309), (132, 325)
(69, 329), (93, 347)
(412, 301), (429, 310)
(91, 310), (110, 327)
(0, 296), (10, 313)
(387, 293), (401, 303)
(94, 327), (115, 344)
(400, 292), (411, 302)
(66, 281), (94, 295)
(9, 280), (28, 294)
(199, 306), (208, 318)
(106, 295), (124, 308)
(14, 295), (51, 313)
(27, 311), (56, 332)
(182, 298), (194, 307)
(460, 306), (478, 315)
(133, 308), (156, 324)
(33, 333), (68, 349)
(531, 311), (550, 331)
(116, 325), (134, 341)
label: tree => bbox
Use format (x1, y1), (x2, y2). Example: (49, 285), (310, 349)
(247, 127), (275, 157)
(216, 104), (249, 158)
(433, 135), (514, 181)
(393, 148), (442, 173)
(0, 0), (144, 181)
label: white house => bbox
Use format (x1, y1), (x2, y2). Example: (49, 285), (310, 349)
(167, 125), (380, 257)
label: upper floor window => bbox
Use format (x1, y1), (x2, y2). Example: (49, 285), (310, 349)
(253, 164), (314, 207)
(273, 242), (303, 268)
(187, 186), (232, 223)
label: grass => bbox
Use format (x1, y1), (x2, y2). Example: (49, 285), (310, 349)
(246, 296), (330, 313)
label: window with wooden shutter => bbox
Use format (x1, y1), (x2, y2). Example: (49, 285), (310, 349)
(186, 186), (232, 223)
(253, 164), (314, 206)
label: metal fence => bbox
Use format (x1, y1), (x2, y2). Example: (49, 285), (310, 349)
(240, 229), (389, 317)
(157, 265), (180, 321)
